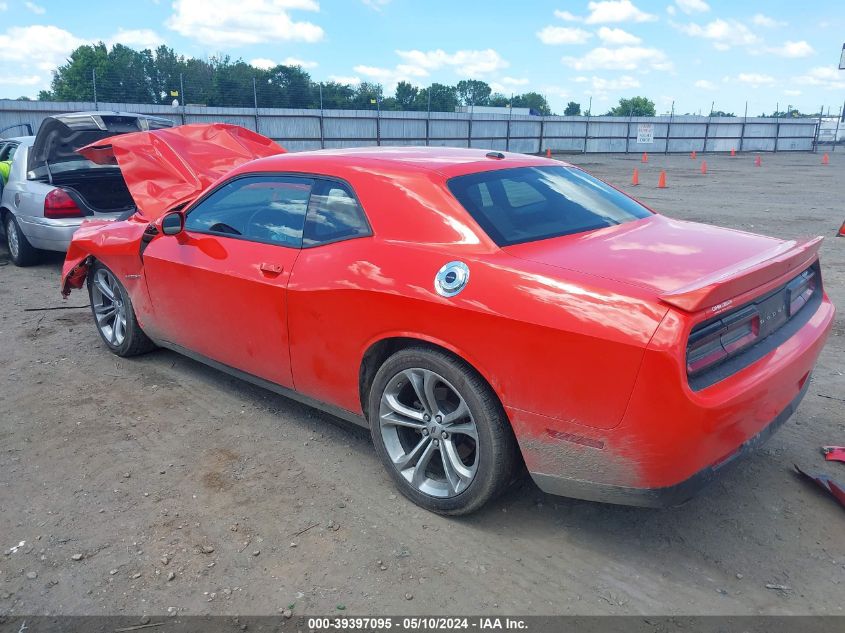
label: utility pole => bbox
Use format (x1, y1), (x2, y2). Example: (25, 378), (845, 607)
(92, 68), (98, 110)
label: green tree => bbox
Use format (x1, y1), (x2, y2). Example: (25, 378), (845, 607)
(413, 83), (458, 112)
(263, 64), (313, 108)
(394, 81), (419, 110)
(352, 82), (383, 109)
(564, 101), (581, 116)
(455, 79), (491, 106)
(512, 92), (551, 115)
(40, 42), (109, 101)
(608, 96), (656, 117)
(488, 93), (510, 107)
(318, 81), (355, 109)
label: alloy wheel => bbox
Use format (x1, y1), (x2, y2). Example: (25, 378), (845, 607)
(91, 268), (127, 347)
(379, 367), (479, 498)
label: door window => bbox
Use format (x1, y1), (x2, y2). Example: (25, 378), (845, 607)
(185, 175), (313, 248)
(303, 179), (371, 247)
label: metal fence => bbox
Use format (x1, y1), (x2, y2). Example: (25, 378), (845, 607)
(0, 99), (821, 154)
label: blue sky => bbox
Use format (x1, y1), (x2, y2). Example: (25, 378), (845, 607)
(1, 0), (843, 115)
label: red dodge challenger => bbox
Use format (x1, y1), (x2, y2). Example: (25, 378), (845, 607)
(61, 123), (835, 515)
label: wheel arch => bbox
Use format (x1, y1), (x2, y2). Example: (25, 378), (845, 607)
(358, 334), (507, 425)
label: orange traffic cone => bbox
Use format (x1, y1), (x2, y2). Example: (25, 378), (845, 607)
(700, 160), (707, 175)
(838, 219), (845, 237)
(754, 155), (762, 167)
(546, 148), (551, 158)
(642, 152), (648, 163)
(631, 168), (640, 186)
(691, 150), (697, 160)
(822, 153), (829, 165)
(730, 148), (736, 157)
(657, 170), (667, 188)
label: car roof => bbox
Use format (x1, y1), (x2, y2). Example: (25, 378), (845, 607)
(244, 146), (570, 180)
(0, 136), (34, 144)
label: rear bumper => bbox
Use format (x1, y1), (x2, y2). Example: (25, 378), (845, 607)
(15, 214), (82, 252)
(530, 377), (809, 507)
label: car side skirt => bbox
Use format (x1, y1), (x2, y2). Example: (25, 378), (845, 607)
(152, 339), (369, 429)
(529, 377), (809, 508)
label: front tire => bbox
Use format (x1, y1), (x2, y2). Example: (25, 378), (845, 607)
(87, 262), (156, 357)
(368, 347), (518, 515)
(5, 214), (40, 267)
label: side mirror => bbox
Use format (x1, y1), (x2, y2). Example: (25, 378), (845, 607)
(160, 211), (184, 236)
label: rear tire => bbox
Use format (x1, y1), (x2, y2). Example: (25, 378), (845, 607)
(5, 214), (40, 267)
(368, 346), (518, 515)
(86, 261), (156, 357)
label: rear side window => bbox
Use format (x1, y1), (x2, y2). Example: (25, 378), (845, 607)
(185, 175), (313, 247)
(303, 179), (370, 247)
(448, 166), (651, 246)
(0, 143), (17, 161)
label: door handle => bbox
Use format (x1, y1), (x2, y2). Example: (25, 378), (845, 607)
(259, 262), (284, 276)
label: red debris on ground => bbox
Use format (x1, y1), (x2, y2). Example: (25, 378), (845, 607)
(822, 446), (845, 464)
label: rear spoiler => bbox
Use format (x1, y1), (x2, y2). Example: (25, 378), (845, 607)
(660, 236), (824, 312)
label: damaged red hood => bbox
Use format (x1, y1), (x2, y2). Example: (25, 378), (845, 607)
(77, 123), (285, 219)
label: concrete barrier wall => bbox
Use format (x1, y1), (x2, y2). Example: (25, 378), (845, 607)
(0, 100), (820, 154)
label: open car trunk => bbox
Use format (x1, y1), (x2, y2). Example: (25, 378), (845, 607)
(51, 168), (135, 215)
(28, 111), (173, 215)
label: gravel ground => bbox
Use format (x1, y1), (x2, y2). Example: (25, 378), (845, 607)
(0, 151), (843, 618)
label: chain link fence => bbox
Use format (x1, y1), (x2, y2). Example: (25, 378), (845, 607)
(2, 68), (837, 154)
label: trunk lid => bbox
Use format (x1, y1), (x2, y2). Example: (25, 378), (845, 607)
(28, 111), (173, 180)
(76, 123), (285, 220)
(503, 215), (823, 312)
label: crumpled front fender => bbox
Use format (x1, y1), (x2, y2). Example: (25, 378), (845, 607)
(60, 216), (148, 298)
(61, 254), (92, 298)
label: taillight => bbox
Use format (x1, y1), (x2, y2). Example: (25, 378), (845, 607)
(44, 189), (83, 219)
(687, 306), (760, 376)
(787, 269), (816, 316)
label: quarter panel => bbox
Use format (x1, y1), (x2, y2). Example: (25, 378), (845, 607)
(288, 238), (666, 430)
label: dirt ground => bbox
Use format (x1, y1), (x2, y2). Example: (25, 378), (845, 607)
(0, 151), (843, 618)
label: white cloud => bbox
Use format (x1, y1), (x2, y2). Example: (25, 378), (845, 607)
(24, 1), (45, 14)
(794, 66), (845, 90)
(554, 9), (581, 21)
(251, 56), (318, 69)
(694, 79), (716, 90)
(768, 40), (814, 58)
(676, 18), (760, 50)
(0, 25), (85, 73)
(166, 0), (324, 46)
(490, 77), (531, 94)
(0, 2), (8, 10)
(280, 56), (318, 68)
(730, 73), (775, 88)
(537, 26), (592, 45)
(576, 74), (640, 98)
(0, 74), (41, 86)
(666, 5), (676, 15)
(596, 27), (641, 45)
(395, 48), (508, 76)
(584, 1), (657, 24)
(675, 0), (709, 14)
(563, 46), (672, 71)
(327, 75), (360, 85)
(251, 58), (277, 69)
(108, 29), (164, 50)
(751, 13), (784, 28)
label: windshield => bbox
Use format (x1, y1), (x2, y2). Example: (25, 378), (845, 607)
(447, 165), (652, 246)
